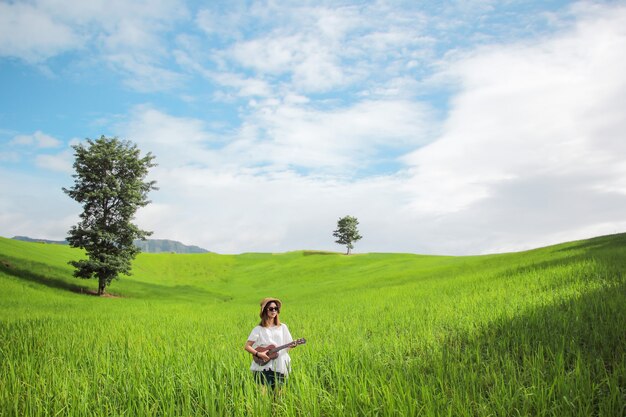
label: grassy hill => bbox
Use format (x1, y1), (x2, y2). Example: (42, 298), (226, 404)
(0, 235), (625, 416)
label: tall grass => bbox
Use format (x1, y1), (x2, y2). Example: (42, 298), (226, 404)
(0, 235), (624, 416)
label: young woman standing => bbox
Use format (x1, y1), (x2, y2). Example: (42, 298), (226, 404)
(244, 298), (296, 388)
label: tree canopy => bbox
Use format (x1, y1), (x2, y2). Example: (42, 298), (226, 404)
(333, 215), (363, 255)
(63, 136), (157, 295)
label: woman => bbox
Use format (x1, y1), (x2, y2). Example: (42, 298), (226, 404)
(244, 297), (296, 388)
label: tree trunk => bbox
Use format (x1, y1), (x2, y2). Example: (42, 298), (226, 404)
(98, 276), (106, 296)
(346, 246), (351, 255)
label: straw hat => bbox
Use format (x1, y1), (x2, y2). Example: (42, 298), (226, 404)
(259, 297), (282, 318)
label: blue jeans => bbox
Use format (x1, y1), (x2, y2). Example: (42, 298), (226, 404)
(253, 370), (285, 388)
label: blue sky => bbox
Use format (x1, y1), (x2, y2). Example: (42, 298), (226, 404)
(1, 0), (626, 254)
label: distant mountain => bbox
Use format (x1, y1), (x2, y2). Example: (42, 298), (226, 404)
(132, 239), (209, 254)
(12, 236), (67, 245)
(11, 236), (209, 254)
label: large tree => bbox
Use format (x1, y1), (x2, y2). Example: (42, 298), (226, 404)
(63, 136), (157, 295)
(333, 215), (363, 255)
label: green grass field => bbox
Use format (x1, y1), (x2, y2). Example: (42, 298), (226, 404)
(0, 234), (625, 416)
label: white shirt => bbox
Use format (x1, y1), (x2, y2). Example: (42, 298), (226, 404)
(247, 324), (293, 375)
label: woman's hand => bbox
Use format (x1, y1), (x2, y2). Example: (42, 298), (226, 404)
(257, 351), (271, 362)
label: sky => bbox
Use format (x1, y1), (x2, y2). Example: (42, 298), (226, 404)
(1, 0), (625, 255)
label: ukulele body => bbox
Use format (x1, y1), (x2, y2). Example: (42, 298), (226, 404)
(253, 345), (279, 366)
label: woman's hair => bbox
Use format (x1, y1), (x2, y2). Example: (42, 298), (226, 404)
(259, 302), (282, 327)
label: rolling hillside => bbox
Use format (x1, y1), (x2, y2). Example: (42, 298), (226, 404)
(0, 234), (625, 416)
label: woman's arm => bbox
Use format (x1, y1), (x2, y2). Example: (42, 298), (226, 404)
(244, 340), (257, 355)
(244, 340), (270, 361)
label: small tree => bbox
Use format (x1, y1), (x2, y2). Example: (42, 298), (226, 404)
(333, 215), (362, 255)
(63, 136), (157, 295)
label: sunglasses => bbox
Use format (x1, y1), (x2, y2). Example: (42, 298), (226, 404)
(266, 307), (280, 312)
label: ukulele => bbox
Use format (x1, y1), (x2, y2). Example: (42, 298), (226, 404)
(253, 338), (307, 366)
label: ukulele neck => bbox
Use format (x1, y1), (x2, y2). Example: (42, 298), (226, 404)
(268, 342), (292, 354)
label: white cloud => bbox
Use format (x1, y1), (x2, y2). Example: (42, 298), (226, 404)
(195, 7), (247, 40)
(230, 35), (299, 75)
(0, 152), (20, 163)
(237, 99), (434, 171)
(0, 0), (187, 91)
(199, 2), (433, 96)
(118, 0), (626, 255)
(119, 98), (434, 175)
(112, 102), (427, 252)
(135, 166), (409, 253)
(11, 131), (62, 148)
(398, 1), (626, 250)
(162, 1), (626, 254)
(186, 2), (520, 100)
(0, 167), (77, 241)
(36, 150), (73, 173)
(210, 72), (273, 98)
(4, 130), (71, 172)
(118, 105), (220, 170)
(225, 33), (348, 93)
(106, 53), (185, 92)
(0, 2), (80, 62)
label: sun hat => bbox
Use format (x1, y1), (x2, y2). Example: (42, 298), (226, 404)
(260, 297), (282, 318)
